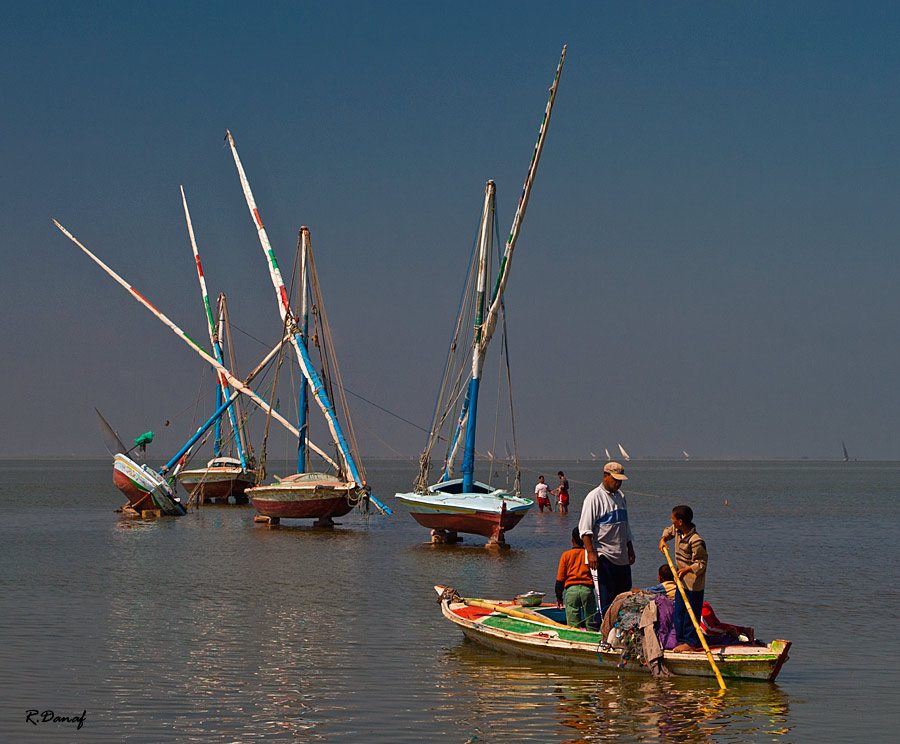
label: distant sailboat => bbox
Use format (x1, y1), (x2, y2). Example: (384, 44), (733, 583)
(604, 448), (611, 461)
(590, 452), (597, 460)
(618, 443), (630, 461)
(683, 450), (690, 460)
(841, 441), (849, 462)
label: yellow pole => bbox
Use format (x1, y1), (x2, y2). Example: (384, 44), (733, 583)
(464, 598), (571, 629)
(662, 545), (727, 690)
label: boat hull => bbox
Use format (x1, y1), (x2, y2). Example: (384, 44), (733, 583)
(176, 467), (256, 502)
(402, 505), (527, 539)
(113, 454), (185, 516)
(247, 474), (356, 519)
(397, 480), (533, 541)
(435, 587), (791, 682)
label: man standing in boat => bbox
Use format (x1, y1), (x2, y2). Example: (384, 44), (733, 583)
(578, 461), (635, 621)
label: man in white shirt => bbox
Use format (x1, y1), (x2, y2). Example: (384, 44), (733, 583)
(534, 475), (552, 512)
(578, 461), (635, 619)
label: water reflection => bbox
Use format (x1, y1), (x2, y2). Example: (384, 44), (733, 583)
(439, 642), (792, 743)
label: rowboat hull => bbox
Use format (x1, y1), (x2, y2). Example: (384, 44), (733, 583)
(434, 586), (791, 682)
(113, 454), (185, 516)
(177, 459), (256, 503)
(396, 479), (533, 542)
(247, 473), (356, 520)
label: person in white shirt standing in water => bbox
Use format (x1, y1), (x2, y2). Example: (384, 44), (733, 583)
(578, 462), (635, 620)
(534, 475), (552, 512)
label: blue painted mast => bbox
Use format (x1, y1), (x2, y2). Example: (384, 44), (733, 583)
(460, 181), (496, 493)
(160, 394), (238, 475)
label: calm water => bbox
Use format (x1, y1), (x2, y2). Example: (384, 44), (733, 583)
(1, 459), (897, 743)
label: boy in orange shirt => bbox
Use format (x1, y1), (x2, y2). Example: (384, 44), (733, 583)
(555, 527), (599, 630)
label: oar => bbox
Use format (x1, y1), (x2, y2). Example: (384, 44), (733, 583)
(464, 598), (570, 629)
(662, 545), (727, 690)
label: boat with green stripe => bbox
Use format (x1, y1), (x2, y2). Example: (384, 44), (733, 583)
(434, 585), (791, 682)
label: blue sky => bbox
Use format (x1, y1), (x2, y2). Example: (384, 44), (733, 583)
(3, 2), (900, 460)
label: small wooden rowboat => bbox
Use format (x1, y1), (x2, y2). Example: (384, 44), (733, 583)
(434, 586), (791, 682)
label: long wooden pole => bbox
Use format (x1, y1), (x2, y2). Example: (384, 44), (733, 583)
(464, 598), (570, 629)
(662, 545), (727, 690)
(52, 219), (341, 470)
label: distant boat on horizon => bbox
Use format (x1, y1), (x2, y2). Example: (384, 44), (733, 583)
(683, 450), (690, 460)
(605, 448), (611, 460)
(618, 443), (630, 461)
(841, 441), (849, 462)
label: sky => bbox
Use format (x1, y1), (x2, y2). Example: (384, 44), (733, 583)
(3, 1), (900, 461)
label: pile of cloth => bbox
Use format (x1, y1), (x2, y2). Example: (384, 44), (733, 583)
(600, 592), (675, 678)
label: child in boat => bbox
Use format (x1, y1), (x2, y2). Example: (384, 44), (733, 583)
(659, 505), (708, 652)
(701, 603), (754, 643)
(631, 564), (677, 600)
(555, 527), (599, 630)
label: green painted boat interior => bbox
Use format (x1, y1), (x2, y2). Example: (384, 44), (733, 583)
(481, 615), (600, 643)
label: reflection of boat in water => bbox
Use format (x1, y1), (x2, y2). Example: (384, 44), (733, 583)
(435, 586), (791, 681)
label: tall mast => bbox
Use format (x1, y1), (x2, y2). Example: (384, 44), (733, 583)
(458, 46), (566, 492)
(459, 181), (495, 492)
(297, 228), (310, 474)
(52, 219), (341, 471)
(478, 45), (566, 359)
(181, 186), (248, 469)
(225, 130), (364, 488)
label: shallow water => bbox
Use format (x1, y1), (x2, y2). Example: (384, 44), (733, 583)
(1, 459), (897, 742)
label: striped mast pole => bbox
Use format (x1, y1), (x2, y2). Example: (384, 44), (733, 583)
(459, 46), (566, 492)
(180, 186), (248, 470)
(52, 219), (342, 472)
(297, 228), (310, 474)
(479, 45), (565, 358)
(224, 130), (364, 489)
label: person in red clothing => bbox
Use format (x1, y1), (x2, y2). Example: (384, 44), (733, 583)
(700, 603), (754, 643)
(552, 470), (570, 514)
(555, 527), (599, 630)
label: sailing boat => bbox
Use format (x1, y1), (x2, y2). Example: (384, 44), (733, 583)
(841, 441), (849, 462)
(175, 187), (257, 504)
(683, 450), (690, 460)
(605, 448), (611, 460)
(618, 443), (630, 461)
(55, 222), (299, 515)
(96, 408), (186, 516)
(225, 133), (390, 525)
(395, 47), (566, 546)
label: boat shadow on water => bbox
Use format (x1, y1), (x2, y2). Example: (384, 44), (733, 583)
(441, 643), (793, 743)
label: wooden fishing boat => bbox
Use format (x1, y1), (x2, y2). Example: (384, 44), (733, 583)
(434, 586), (792, 682)
(112, 453), (185, 516)
(225, 133), (390, 524)
(396, 47), (566, 547)
(177, 457), (256, 503)
(247, 472), (359, 521)
(396, 480), (532, 539)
